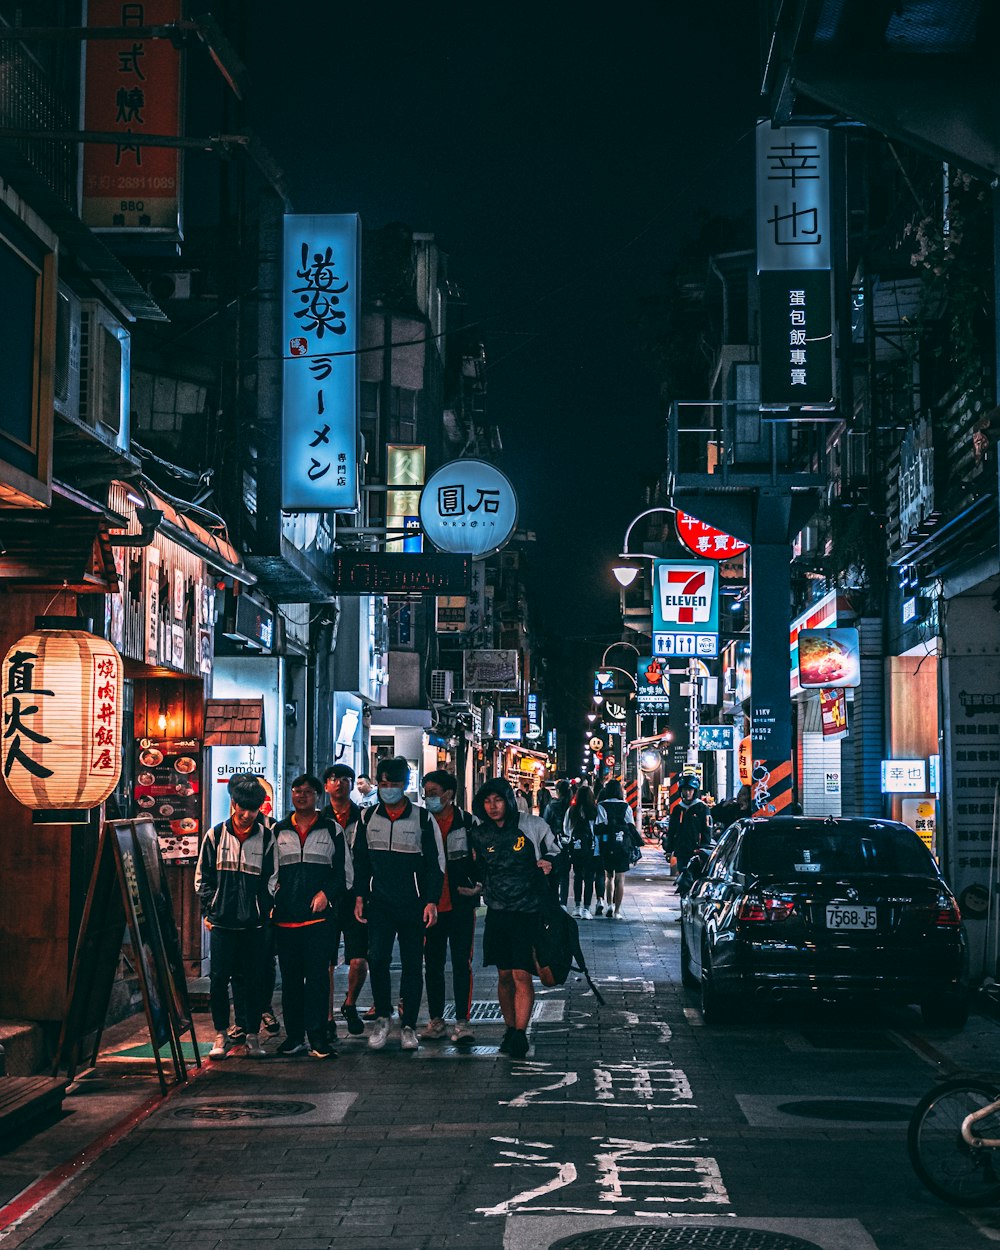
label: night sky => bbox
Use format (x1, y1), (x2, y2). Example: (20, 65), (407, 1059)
(243, 2), (762, 732)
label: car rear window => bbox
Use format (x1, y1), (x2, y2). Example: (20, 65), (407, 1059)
(742, 822), (936, 878)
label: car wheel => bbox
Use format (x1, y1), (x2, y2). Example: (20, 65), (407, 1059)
(700, 946), (738, 1024)
(921, 991), (970, 1029)
(680, 922), (698, 989)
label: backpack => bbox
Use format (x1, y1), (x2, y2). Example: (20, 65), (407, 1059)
(532, 900), (606, 1004)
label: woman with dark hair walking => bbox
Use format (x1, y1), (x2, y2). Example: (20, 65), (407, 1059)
(469, 777), (560, 1059)
(563, 785), (603, 919)
(596, 778), (639, 919)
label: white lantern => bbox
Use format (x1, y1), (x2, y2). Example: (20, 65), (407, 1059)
(2, 618), (124, 821)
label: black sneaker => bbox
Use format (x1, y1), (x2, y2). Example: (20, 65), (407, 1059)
(275, 1038), (309, 1057)
(498, 1026), (515, 1055)
(507, 1029), (530, 1060)
(343, 1003), (365, 1036)
(309, 1038), (336, 1059)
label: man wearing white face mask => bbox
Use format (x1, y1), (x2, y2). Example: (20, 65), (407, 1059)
(352, 756), (444, 1051)
(419, 770), (479, 1044)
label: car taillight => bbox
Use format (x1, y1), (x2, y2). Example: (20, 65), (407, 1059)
(934, 897), (961, 926)
(738, 894), (794, 922)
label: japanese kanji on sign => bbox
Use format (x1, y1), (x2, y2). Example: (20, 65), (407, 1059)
(2, 620), (124, 818)
(419, 459), (518, 558)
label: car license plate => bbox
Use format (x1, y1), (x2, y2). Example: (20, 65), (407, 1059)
(826, 904), (877, 930)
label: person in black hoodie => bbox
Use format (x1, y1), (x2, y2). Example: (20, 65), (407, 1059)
(352, 756), (445, 1052)
(470, 777), (559, 1060)
(195, 773), (274, 1060)
(419, 769), (479, 1044)
(270, 774), (351, 1059)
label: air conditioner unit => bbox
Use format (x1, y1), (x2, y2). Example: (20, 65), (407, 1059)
(80, 300), (130, 453)
(428, 669), (455, 704)
(54, 284), (82, 419)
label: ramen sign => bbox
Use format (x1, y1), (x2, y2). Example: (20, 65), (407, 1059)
(675, 511), (748, 561)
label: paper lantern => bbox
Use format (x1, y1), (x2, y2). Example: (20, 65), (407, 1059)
(2, 618), (124, 821)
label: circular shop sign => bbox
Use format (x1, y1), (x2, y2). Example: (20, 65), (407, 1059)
(419, 459), (518, 558)
(675, 509), (748, 561)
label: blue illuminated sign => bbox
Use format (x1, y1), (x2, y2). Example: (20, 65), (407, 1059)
(419, 459), (517, 558)
(282, 214), (360, 512)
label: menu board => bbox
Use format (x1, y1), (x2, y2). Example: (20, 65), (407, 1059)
(134, 737), (202, 863)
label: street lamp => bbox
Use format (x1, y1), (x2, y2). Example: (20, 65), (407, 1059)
(602, 640), (640, 666)
(612, 505), (675, 587)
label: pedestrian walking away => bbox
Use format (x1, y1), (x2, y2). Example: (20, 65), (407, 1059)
(420, 769), (479, 1044)
(270, 774), (352, 1059)
(563, 784), (604, 918)
(470, 776), (560, 1060)
(321, 762), (369, 1037)
(352, 756), (445, 1052)
(596, 778), (639, 919)
(194, 773), (274, 1060)
(545, 779), (573, 908)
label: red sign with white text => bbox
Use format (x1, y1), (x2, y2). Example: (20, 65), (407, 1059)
(675, 511), (748, 561)
(82, 0), (183, 235)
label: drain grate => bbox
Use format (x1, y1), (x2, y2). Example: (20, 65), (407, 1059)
(173, 1099), (315, 1121)
(550, 1228), (820, 1249)
(777, 1098), (911, 1122)
(798, 1030), (898, 1052)
(442, 1000), (550, 1022)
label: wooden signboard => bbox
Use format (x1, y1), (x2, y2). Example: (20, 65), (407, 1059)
(55, 819), (200, 1090)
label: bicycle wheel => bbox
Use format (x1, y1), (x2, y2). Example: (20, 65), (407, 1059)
(908, 1078), (1000, 1206)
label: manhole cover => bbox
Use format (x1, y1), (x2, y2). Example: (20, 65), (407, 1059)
(173, 1099), (316, 1121)
(798, 1030), (898, 1052)
(777, 1098), (911, 1122)
(551, 1229), (819, 1249)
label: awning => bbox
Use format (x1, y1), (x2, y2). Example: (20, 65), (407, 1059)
(204, 698), (265, 747)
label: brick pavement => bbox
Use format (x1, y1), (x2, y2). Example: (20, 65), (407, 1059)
(5, 850), (1000, 1249)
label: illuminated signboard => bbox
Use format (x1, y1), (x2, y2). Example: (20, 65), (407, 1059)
(387, 444), (425, 554)
(328, 552), (471, 595)
(797, 628), (861, 689)
(498, 716), (522, 740)
(697, 725), (735, 752)
(636, 655), (670, 712)
(675, 511), (748, 561)
(881, 759), (927, 794)
(419, 459), (517, 557)
(652, 560), (719, 658)
(282, 213), (360, 512)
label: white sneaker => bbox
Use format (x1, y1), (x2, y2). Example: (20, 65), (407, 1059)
(400, 1025), (419, 1051)
(368, 1017), (391, 1050)
(573, 905), (582, 918)
(581, 907), (592, 920)
(209, 1032), (228, 1059)
(450, 1020), (475, 1044)
(245, 1033), (265, 1058)
(420, 1017), (446, 1040)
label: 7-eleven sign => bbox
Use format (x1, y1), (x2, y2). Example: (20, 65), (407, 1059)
(652, 560), (719, 657)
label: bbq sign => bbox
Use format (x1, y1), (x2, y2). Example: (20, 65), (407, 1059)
(652, 560), (719, 658)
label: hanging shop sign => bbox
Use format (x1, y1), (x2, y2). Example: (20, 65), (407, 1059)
(819, 687), (848, 740)
(2, 620), (123, 820)
(797, 628), (861, 688)
(652, 559), (719, 658)
(387, 444), (425, 553)
(526, 693), (541, 738)
(282, 213), (360, 512)
(328, 551), (471, 595)
(738, 735), (753, 785)
(82, 0), (183, 237)
(881, 759), (927, 794)
(675, 511), (748, 561)
(756, 122), (835, 410)
(463, 649), (519, 692)
(498, 716), (522, 741)
(636, 655), (670, 712)
(789, 589), (839, 694)
(697, 724), (735, 752)
(419, 458), (518, 557)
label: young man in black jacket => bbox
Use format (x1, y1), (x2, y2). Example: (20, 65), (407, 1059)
(321, 762), (368, 1036)
(270, 774), (351, 1059)
(419, 769), (480, 1044)
(352, 756), (444, 1052)
(195, 774), (274, 1059)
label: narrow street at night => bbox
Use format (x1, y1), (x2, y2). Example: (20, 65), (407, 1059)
(3, 856), (999, 1250)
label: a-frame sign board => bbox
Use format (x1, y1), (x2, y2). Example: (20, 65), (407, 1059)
(55, 818), (200, 1091)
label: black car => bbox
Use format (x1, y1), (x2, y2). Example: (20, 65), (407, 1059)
(679, 816), (968, 1026)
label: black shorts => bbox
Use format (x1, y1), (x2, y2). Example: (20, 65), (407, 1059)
(332, 900), (369, 964)
(482, 908), (537, 974)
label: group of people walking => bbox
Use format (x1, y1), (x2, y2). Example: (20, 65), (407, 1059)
(195, 759), (568, 1064)
(540, 778), (642, 919)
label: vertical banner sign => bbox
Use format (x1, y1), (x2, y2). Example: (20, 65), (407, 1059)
(82, 1), (183, 236)
(387, 444), (425, 553)
(282, 214), (361, 512)
(819, 688), (848, 740)
(756, 123), (834, 409)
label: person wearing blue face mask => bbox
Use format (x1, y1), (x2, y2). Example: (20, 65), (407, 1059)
(419, 770), (479, 1045)
(352, 756), (445, 1052)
